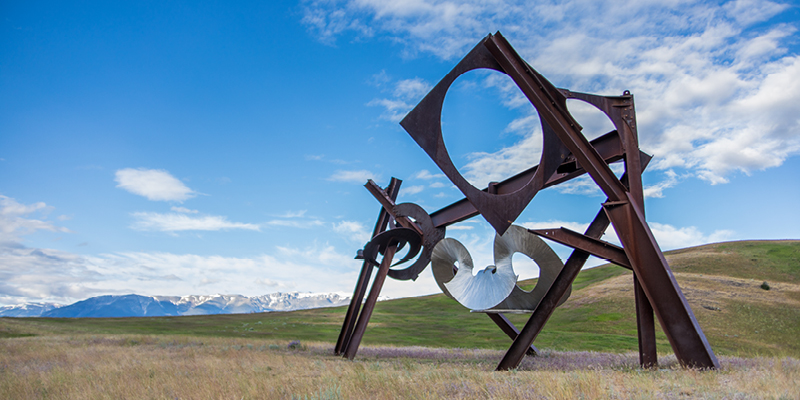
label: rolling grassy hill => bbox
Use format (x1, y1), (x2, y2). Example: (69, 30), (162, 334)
(1, 240), (798, 358)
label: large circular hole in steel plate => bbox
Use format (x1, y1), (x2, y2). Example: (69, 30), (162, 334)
(440, 69), (544, 189)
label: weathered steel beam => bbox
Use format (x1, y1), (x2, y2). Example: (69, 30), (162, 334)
(365, 180), (423, 236)
(343, 243), (398, 360)
(635, 275), (657, 368)
(487, 313), (538, 356)
(335, 178), (401, 355)
(529, 227), (631, 270)
(604, 195), (719, 369)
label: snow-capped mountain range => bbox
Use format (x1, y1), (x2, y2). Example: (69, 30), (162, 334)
(0, 292), (356, 318)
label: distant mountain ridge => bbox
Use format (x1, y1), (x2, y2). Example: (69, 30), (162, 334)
(0, 292), (352, 318)
(0, 302), (63, 317)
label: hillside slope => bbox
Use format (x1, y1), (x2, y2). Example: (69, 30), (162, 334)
(1, 240), (798, 357)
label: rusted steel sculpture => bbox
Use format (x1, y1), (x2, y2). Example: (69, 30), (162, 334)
(335, 32), (719, 371)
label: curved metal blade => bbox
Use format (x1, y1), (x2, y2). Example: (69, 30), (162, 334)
(361, 227), (421, 266)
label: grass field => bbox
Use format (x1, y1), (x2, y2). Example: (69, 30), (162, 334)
(1, 240), (799, 398)
(2, 335), (799, 399)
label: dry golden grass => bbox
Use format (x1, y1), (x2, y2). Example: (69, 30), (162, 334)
(2, 334), (798, 399)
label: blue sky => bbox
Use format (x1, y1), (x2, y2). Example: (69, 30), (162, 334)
(1, 0), (799, 306)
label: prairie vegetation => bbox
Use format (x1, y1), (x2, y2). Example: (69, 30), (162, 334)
(1, 240), (799, 398)
(2, 335), (799, 399)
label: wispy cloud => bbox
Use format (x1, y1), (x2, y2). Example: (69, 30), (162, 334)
(368, 76), (432, 122)
(265, 219), (325, 229)
(276, 210), (307, 218)
(303, 0), (800, 189)
(413, 170), (444, 180)
(332, 220), (371, 243)
(130, 212), (260, 232)
(254, 278), (296, 289)
(276, 242), (356, 268)
(266, 210), (325, 229)
(402, 185), (425, 195)
(303, 0), (495, 59)
(648, 222), (735, 250)
(115, 168), (195, 202)
(328, 169), (380, 183)
(170, 206), (198, 214)
(0, 195), (70, 242)
(461, 130), (544, 187)
(643, 170), (681, 198)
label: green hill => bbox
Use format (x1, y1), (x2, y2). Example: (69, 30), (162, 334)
(2, 240), (798, 358)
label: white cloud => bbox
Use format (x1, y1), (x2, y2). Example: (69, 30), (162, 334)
(328, 169), (380, 183)
(266, 210), (325, 229)
(393, 77), (432, 100)
(461, 130), (544, 187)
(413, 169), (444, 180)
(254, 278), (296, 289)
(277, 210), (307, 218)
(333, 220), (371, 243)
(115, 168), (195, 202)
(724, 0), (788, 25)
(0, 195), (70, 242)
(0, 245), (102, 304)
(367, 98), (414, 122)
(0, 194), (98, 304)
(170, 206), (198, 214)
(648, 222), (735, 250)
(276, 242), (356, 269)
(303, 0), (800, 190)
(369, 77), (432, 122)
(553, 175), (604, 197)
(266, 219), (325, 229)
(643, 170), (680, 198)
(402, 185), (425, 195)
(1, 195), (50, 216)
(130, 212), (260, 232)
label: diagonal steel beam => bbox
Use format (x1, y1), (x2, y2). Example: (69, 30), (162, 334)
(486, 313), (538, 356)
(604, 195), (719, 368)
(365, 179), (423, 236)
(335, 178), (401, 355)
(529, 227), (631, 270)
(343, 243), (398, 360)
(635, 275), (657, 368)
